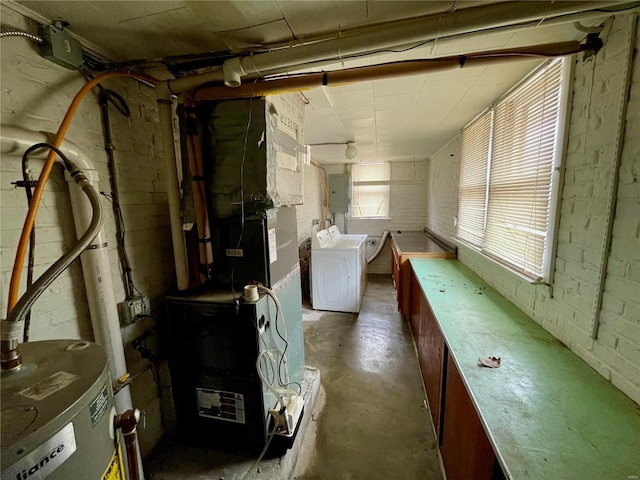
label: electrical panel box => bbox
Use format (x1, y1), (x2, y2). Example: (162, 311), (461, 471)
(39, 24), (83, 70)
(328, 174), (350, 213)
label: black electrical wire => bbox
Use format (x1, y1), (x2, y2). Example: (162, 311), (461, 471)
(20, 153), (36, 342)
(271, 301), (302, 395)
(259, 288), (302, 396)
(99, 192), (143, 301)
(17, 142), (76, 342)
(230, 76), (260, 304)
(92, 77), (141, 301)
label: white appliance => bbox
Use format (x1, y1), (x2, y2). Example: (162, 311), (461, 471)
(311, 229), (367, 313)
(327, 225), (367, 244)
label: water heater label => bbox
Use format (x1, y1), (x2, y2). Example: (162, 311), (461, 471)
(3, 422), (76, 480)
(196, 388), (246, 424)
(100, 444), (124, 480)
(18, 371), (79, 401)
(89, 384), (110, 428)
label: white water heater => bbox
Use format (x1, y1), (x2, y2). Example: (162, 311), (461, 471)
(1, 340), (123, 480)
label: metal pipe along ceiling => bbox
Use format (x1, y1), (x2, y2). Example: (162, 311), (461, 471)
(194, 41), (587, 101)
(166, 0), (633, 93)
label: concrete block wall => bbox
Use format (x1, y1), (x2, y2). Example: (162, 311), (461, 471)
(0, 5), (175, 453)
(426, 135), (461, 241)
(296, 162), (325, 243)
(426, 14), (640, 405)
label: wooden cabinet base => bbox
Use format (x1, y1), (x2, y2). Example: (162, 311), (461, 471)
(440, 356), (497, 480)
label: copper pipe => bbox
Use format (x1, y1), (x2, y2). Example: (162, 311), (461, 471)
(115, 409), (141, 480)
(311, 160), (329, 225)
(184, 100), (214, 281)
(195, 41), (585, 101)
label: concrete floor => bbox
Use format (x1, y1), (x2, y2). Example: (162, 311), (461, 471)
(145, 274), (444, 480)
(294, 274), (444, 480)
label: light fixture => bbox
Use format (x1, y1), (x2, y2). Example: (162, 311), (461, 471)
(308, 141), (358, 160)
(345, 142), (358, 160)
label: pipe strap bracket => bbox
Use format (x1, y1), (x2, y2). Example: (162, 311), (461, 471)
(86, 242), (108, 250)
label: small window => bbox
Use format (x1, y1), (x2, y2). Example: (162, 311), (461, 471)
(351, 162), (390, 218)
(456, 57), (569, 282)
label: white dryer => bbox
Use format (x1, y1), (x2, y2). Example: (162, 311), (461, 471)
(311, 229), (367, 313)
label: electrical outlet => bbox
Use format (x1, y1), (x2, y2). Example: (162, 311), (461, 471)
(118, 296), (150, 325)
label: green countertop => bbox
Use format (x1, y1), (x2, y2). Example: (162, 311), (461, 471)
(410, 258), (640, 480)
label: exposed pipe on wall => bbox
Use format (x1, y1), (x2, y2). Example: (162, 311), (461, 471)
(590, 14), (638, 339)
(155, 84), (190, 290)
(0, 126), (134, 413)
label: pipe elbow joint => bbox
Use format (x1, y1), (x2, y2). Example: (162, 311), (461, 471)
(223, 57), (246, 88)
(1, 323), (22, 370)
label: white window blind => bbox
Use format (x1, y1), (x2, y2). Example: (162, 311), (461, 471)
(458, 112), (492, 246)
(351, 162), (390, 218)
(457, 58), (566, 281)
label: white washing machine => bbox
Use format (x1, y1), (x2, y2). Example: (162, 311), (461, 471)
(311, 229), (367, 313)
(327, 225), (368, 244)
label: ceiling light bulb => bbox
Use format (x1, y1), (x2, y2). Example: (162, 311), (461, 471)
(345, 142), (357, 160)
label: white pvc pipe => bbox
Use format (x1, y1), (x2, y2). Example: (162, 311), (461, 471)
(1, 126), (147, 478)
(155, 87), (190, 290)
(163, 1), (630, 96)
(219, 1), (627, 87)
(0, 126), (132, 412)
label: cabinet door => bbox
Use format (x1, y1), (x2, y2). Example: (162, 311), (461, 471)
(419, 299), (445, 435)
(440, 357), (495, 480)
(409, 273), (445, 435)
(408, 272), (421, 339)
(391, 240), (400, 308)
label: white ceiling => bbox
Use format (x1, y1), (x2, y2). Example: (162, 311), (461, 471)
(11, 1), (621, 164)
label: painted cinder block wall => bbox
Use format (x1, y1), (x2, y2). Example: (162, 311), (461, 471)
(296, 163), (325, 243)
(0, 5), (175, 453)
(426, 14), (640, 405)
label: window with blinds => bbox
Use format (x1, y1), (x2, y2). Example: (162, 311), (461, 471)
(351, 162), (391, 218)
(456, 58), (568, 281)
